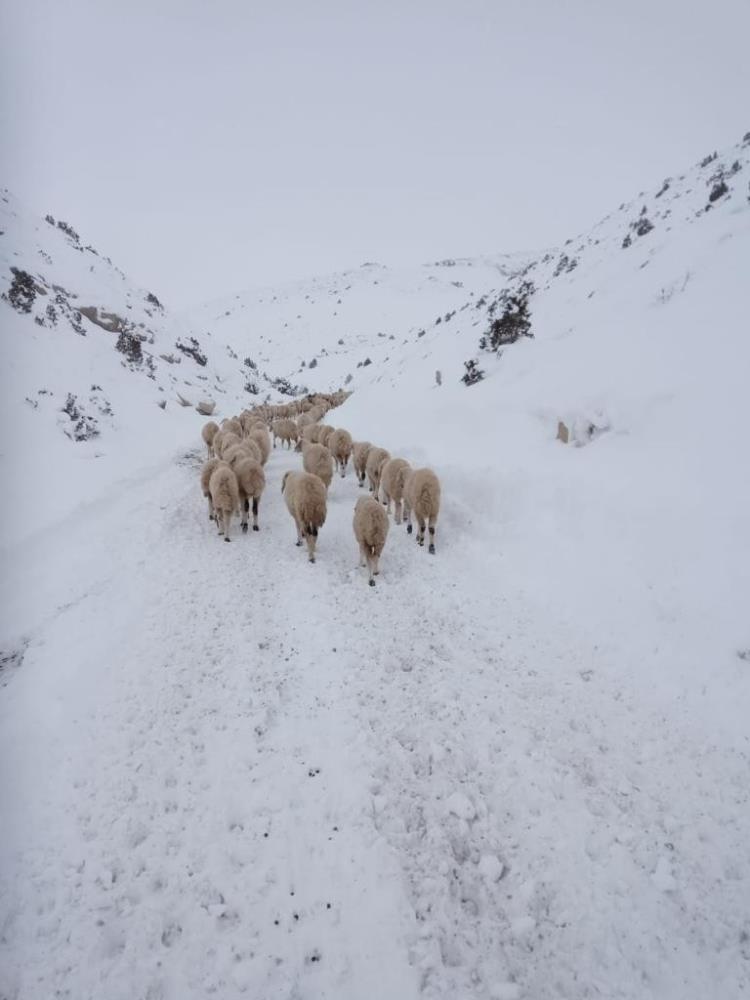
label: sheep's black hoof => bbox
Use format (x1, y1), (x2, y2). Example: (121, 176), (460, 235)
(296, 540), (303, 547)
(407, 524), (413, 534)
(429, 544), (435, 554)
(369, 578), (376, 587)
(242, 523), (248, 533)
(253, 525), (259, 532)
(309, 557), (316, 564)
(224, 537), (231, 543)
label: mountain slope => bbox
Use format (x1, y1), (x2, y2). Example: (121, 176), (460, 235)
(184, 253), (533, 394)
(0, 191), (294, 545)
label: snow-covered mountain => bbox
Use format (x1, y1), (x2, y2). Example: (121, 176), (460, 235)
(1, 132), (749, 1000)
(184, 131), (749, 402)
(0, 191), (306, 545)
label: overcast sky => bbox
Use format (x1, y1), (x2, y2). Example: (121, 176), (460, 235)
(3, 0), (749, 308)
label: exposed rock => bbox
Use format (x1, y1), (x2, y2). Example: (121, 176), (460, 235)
(79, 306), (128, 333)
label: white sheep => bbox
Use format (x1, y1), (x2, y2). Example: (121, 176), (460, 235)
(380, 457), (412, 523)
(272, 418), (299, 449)
(201, 420), (220, 458)
(353, 496), (389, 586)
(223, 440), (262, 469)
(281, 470), (327, 563)
(329, 428), (353, 478)
(216, 430), (242, 458)
(233, 457), (266, 532)
(302, 441), (334, 490)
(200, 457), (223, 520)
(209, 464), (240, 541)
(403, 468), (441, 553)
(317, 425), (335, 449)
(352, 441), (372, 487)
(247, 426), (271, 465)
(222, 417), (243, 438)
(365, 446), (391, 495)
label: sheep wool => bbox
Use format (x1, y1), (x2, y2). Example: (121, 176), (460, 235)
(365, 446), (391, 495)
(217, 431), (242, 458)
(248, 427), (271, 465)
(201, 420), (220, 458)
(352, 441), (373, 487)
(329, 428), (354, 478)
(404, 467), (441, 553)
(353, 496), (390, 586)
(200, 457), (223, 520)
(281, 471), (327, 563)
(380, 457), (412, 523)
(209, 465), (240, 542)
(302, 442), (334, 490)
(233, 457), (266, 532)
(317, 425), (335, 449)
(272, 418), (299, 449)
(223, 417), (243, 438)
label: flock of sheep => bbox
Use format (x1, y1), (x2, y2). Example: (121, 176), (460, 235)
(198, 391), (441, 586)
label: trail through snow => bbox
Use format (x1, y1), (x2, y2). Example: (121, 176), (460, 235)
(1, 443), (748, 999)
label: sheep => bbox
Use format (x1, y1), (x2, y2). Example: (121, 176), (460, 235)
(248, 426), (271, 465)
(239, 410), (265, 433)
(272, 418), (299, 449)
(297, 424), (319, 451)
(223, 440), (262, 468)
(222, 417), (243, 438)
(209, 464), (240, 541)
(317, 425), (335, 449)
(201, 420), (220, 458)
(200, 457), (223, 520)
(329, 428), (353, 478)
(353, 496), (389, 586)
(233, 457), (266, 532)
(365, 446), (391, 496)
(281, 470), (327, 563)
(403, 468), (441, 553)
(217, 431), (241, 458)
(352, 441), (373, 487)
(211, 428), (228, 457)
(380, 457), (412, 523)
(302, 441), (334, 490)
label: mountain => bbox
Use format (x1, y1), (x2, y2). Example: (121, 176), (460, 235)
(0, 190), (298, 545)
(1, 132), (749, 1000)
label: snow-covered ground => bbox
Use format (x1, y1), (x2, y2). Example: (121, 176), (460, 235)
(1, 133), (749, 999)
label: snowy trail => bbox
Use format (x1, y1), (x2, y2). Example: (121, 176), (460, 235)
(1, 444), (748, 999)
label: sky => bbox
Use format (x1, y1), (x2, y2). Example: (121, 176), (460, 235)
(2, 0), (749, 308)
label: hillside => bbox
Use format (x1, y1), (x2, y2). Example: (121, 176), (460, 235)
(0, 192), (298, 545)
(1, 132), (749, 1000)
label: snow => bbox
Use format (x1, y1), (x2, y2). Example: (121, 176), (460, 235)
(1, 135), (750, 999)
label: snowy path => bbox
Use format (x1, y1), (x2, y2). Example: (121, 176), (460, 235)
(1, 444), (748, 1000)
